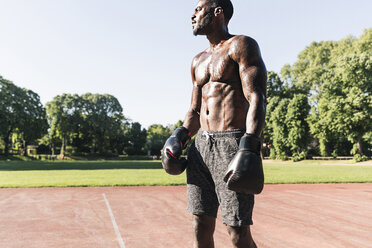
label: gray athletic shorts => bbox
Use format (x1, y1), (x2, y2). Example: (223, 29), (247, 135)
(186, 129), (254, 227)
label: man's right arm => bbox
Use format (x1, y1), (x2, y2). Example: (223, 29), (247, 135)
(161, 57), (201, 175)
(183, 57), (202, 136)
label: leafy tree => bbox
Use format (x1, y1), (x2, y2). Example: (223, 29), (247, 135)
(285, 40), (336, 95)
(0, 76), (47, 155)
(0, 78), (21, 154)
(46, 94), (81, 155)
(284, 28), (371, 156)
(308, 29), (371, 155)
(123, 122), (147, 155)
(286, 94), (310, 158)
(17, 88), (48, 154)
(106, 121), (127, 155)
(264, 71), (306, 159)
(329, 30), (372, 155)
(271, 98), (290, 159)
(46, 93), (127, 156)
(146, 124), (170, 156)
(81, 93), (124, 154)
(266, 71), (290, 99)
(263, 96), (281, 158)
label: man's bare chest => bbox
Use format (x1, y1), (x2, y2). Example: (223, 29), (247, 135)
(194, 51), (237, 86)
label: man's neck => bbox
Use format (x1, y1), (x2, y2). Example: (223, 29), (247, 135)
(206, 25), (231, 48)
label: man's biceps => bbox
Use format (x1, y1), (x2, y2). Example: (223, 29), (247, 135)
(239, 66), (258, 82)
(239, 62), (259, 73)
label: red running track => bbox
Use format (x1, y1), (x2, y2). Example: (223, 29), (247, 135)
(0, 184), (371, 248)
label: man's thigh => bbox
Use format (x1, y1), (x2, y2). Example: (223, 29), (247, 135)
(186, 140), (219, 218)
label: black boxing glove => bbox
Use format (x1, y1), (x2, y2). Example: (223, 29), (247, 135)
(223, 133), (264, 194)
(161, 126), (191, 175)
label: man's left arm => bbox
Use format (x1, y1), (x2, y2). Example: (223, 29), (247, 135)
(223, 36), (267, 194)
(233, 36), (267, 135)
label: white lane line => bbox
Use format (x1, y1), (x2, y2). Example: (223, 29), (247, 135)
(103, 193), (126, 248)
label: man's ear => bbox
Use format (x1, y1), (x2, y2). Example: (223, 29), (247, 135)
(214, 6), (223, 17)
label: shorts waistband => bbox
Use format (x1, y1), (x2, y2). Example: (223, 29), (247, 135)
(197, 129), (246, 138)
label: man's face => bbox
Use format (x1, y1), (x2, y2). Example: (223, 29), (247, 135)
(191, 0), (214, 36)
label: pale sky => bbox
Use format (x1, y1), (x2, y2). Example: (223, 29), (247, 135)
(0, 0), (371, 128)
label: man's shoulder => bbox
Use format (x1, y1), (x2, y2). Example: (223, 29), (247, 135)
(229, 35), (259, 51)
(229, 35), (261, 62)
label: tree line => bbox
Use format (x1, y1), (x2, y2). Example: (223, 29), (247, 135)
(0, 29), (371, 160)
(0, 80), (176, 157)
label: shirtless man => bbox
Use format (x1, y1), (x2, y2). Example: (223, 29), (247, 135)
(162, 0), (266, 247)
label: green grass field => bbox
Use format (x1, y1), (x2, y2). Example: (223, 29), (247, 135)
(0, 160), (371, 188)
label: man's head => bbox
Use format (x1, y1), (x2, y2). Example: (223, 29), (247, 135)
(191, 0), (234, 36)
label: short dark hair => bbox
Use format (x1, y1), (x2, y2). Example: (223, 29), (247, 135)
(208, 0), (234, 24)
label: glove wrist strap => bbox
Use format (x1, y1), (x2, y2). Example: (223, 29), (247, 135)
(239, 133), (261, 153)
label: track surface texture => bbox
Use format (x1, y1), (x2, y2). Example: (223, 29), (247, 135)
(0, 184), (371, 248)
